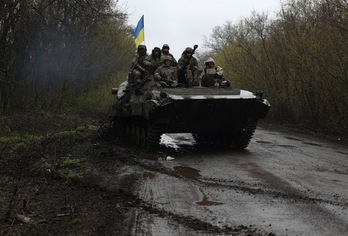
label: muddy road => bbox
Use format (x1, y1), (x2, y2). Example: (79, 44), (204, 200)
(130, 127), (348, 235)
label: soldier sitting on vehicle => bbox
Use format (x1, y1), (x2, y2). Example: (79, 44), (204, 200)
(177, 47), (200, 87)
(128, 45), (151, 87)
(160, 44), (177, 66)
(147, 47), (162, 75)
(201, 57), (230, 88)
(154, 56), (177, 87)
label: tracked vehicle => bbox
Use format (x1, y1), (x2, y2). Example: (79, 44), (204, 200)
(111, 78), (270, 149)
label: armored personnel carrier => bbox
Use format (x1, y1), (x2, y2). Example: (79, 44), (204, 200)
(110, 78), (270, 150)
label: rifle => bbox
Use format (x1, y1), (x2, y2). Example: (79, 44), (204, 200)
(177, 45), (198, 84)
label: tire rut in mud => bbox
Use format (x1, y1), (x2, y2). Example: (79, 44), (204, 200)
(100, 145), (274, 235)
(199, 176), (348, 208)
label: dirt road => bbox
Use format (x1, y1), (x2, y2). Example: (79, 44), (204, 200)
(1, 113), (347, 235)
(131, 128), (348, 235)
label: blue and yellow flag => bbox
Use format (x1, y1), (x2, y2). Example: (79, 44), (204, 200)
(134, 15), (144, 48)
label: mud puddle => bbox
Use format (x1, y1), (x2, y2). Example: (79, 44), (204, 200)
(174, 166), (201, 181)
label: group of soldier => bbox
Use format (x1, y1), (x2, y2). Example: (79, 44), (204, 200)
(129, 44), (229, 89)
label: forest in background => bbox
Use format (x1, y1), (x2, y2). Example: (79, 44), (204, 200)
(0, 0), (133, 113)
(1, 0), (347, 136)
(204, 0), (347, 135)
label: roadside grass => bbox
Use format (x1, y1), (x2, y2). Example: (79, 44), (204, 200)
(54, 125), (98, 138)
(74, 73), (126, 114)
(44, 155), (92, 184)
(0, 74), (127, 187)
(1, 126), (93, 185)
(0, 125), (98, 148)
(0, 135), (44, 147)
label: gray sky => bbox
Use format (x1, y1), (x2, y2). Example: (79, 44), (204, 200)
(117, 0), (282, 59)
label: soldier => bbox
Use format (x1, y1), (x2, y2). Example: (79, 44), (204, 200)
(177, 47), (200, 87)
(129, 45), (151, 86)
(154, 56), (177, 87)
(160, 44), (177, 66)
(201, 57), (227, 88)
(147, 47), (162, 75)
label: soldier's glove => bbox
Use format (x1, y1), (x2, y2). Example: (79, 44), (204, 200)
(154, 73), (161, 81)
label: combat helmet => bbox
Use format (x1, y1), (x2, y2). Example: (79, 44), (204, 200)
(137, 44), (147, 53)
(162, 55), (173, 63)
(152, 47), (161, 55)
(162, 44), (170, 50)
(184, 47), (193, 54)
(205, 57), (215, 65)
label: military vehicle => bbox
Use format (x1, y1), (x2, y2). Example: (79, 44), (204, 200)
(110, 78), (271, 150)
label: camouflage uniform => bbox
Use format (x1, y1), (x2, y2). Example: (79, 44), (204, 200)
(154, 56), (177, 87)
(129, 45), (151, 85)
(146, 47), (162, 75)
(160, 44), (177, 67)
(201, 57), (229, 88)
(177, 47), (199, 87)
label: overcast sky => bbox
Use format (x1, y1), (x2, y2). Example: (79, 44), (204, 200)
(117, 0), (282, 59)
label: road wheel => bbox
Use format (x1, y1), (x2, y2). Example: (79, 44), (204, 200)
(146, 125), (161, 150)
(114, 119), (126, 142)
(135, 125), (141, 146)
(205, 134), (213, 146)
(125, 123), (131, 142)
(192, 133), (202, 146)
(210, 134), (219, 147)
(235, 119), (258, 149)
(195, 133), (211, 146)
(139, 127), (147, 147)
(130, 124), (136, 144)
(213, 133), (233, 147)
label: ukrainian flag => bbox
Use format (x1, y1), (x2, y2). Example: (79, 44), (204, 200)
(134, 15), (144, 48)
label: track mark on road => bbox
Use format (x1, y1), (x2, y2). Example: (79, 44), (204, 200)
(302, 141), (322, 147)
(256, 140), (272, 144)
(196, 195), (223, 206)
(335, 150), (348, 155)
(285, 136), (302, 141)
(278, 144), (296, 148)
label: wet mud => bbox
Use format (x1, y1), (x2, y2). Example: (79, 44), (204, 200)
(133, 129), (348, 235)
